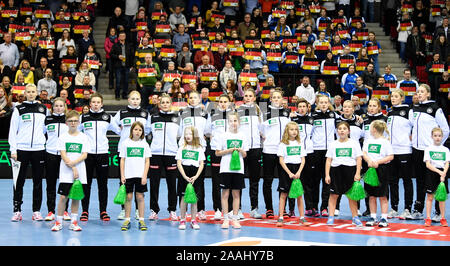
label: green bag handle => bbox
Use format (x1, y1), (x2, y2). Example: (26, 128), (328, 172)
(229, 150), (241, 170)
(288, 178), (304, 198)
(113, 184), (127, 205)
(184, 183), (198, 204)
(68, 179), (84, 200)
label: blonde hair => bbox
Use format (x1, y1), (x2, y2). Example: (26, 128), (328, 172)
(370, 120), (390, 140)
(183, 126), (201, 148)
(281, 122), (301, 145)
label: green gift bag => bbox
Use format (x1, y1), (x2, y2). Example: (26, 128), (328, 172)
(184, 183), (198, 204)
(113, 184), (127, 205)
(346, 181), (367, 201)
(363, 167), (380, 187)
(288, 179), (304, 198)
(434, 182), (448, 202)
(229, 150), (241, 170)
(68, 180), (84, 200)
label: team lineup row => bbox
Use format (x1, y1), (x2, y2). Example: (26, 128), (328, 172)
(7, 82), (449, 231)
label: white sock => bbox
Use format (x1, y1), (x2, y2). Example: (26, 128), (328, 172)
(71, 213), (78, 222)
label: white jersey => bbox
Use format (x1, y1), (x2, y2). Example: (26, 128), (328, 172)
(277, 140), (306, 164)
(218, 131), (249, 174)
(57, 132), (90, 184)
(119, 138), (152, 179)
(326, 138), (363, 167)
(175, 145), (205, 168)
(423, 144), (450, 170)
(362, 137), (394, 163)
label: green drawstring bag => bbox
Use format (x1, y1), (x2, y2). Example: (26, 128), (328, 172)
(229, 150), (241, 170)
(346, 181), (367, 201)
(434, 182), (448, 202)
(184, 183), (197, 204)
(68, 180), (84, 200)
(363, 167), (380, 187)
(288, 179), (304, 198)
(113, 184), (127, 205)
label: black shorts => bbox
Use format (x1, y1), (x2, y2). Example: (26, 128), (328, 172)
(278, 163), (301, 193)
(58, 182), (73, 196)
(364, 163), (390, 197)
(330, 165), (356, 195)
(124, 178), (148, 194)
(177, 165), (201, 197)
(425, 169), (449, 194)
(220, 173), (245, 190)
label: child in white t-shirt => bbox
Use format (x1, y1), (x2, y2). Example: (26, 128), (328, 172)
(51, 110), (89, 232)
(119, 121), (151, 231)
(424, 127), (449, 227)
(176, 126), (205, 230)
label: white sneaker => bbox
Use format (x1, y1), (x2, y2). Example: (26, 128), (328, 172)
(32, 211), (43, 221)
(45, 212), (55, 221)
(69, 221), (82, 231)
(148, 210), (158, 220)
(197, 210), (207, 220)
(214, 209), (222, 220)
(387, 209), (399, 219)
(250, 208), (262, 219)
(334, 209), (340, 217)
(11, 212), (22, 222)
(63, 211), (71, 221)
(135, 210), (140, 220)
(51, 221), (62, 231)
(170, 211), (178, 221)
(117, 209), (125, 220)
(238, 209), (245, 220)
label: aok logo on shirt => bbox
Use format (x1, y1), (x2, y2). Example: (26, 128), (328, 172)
(368, 144), (381, 154)
(66, 143), (82, 153)
(287, 146), (301, 156)
(182, 150), (199, 161)
(336, 148), (352, 157)
(227, 139), (243, 149)
(127, 147), (144, 157)
(430, 151), (446, 161)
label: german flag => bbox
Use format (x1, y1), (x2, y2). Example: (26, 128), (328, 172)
(322, 62), (339, 75)
(199, 70), (218, 82)
(53, 23), (71, 33)
(155, 23), (171, 33)
(266, 51), (282, 62)
(181, 72), (197, 84)
(399, 82), (417, 96)
(35, 9), (51, 19)
(372, 86), (390, 101)
(138, 67), (156, 78)
(302, 58), (319, 71)
(151, 11), (167, 21)
(239, 72), (258, 86)
(244, 49), (262, 61)
(430, 63), (445, 73)
(399, 20), (412, 32)
(331, 45), (344, 56)
(439, 81), (450, 93)
(355, 29), (368, 41)
(163, 71), (182, 83)
(355, 59), (369, 72)
(20, 7), (32, 16)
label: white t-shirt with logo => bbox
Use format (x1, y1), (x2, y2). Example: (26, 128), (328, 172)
(326, 138), (363, 167)
(362, 137), (394, 163)
(119, 138), (152, 179)
(277, 140), (306, 164)
(57, 132), (90, 184)
(175, 144), (206, 168)
(423, 144), (450, 169)
(218, 131), (249, 174)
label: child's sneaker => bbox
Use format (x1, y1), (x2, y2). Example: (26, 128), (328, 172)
(326, 217), (335, 226)
(11, 212), (22, 222)
(440, 218), (448, 227)
(45, 212), (55, 221)
(378, 218), (389, 227)
(117, 209), (125, 220)
(276, 218), (284, 227)
(352, 217), (363, 227)
(191, 221), (200, 230)
(148, 210), (158, 220)
(221, 219), (230, 229)
(69, 221), (82, 231)
(178, 220), (186, 230)
(424, 218), (432, 227)
(232, 220), (241, 229)
(51, 221), (62, 231)
(169, 211), (178, 221)
(63, 211), (71, 221)
(80, 211), (89, 221)
(365, 217), (377, 227)
(299, 217), (312, 226)
(138, 220), (148, 231)
(121, 220), (131, 231)
(32, 212), (44, 221)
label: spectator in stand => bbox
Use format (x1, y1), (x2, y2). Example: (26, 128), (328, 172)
(37, 68), (57, 99)
(0, 33), (20, 72)
(15, 59), (34, 84)
(406, 26), (426, 72)
(110, 31), (135, 100)
(105, 27), (118, 91)
(295, 76), (316, 106)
